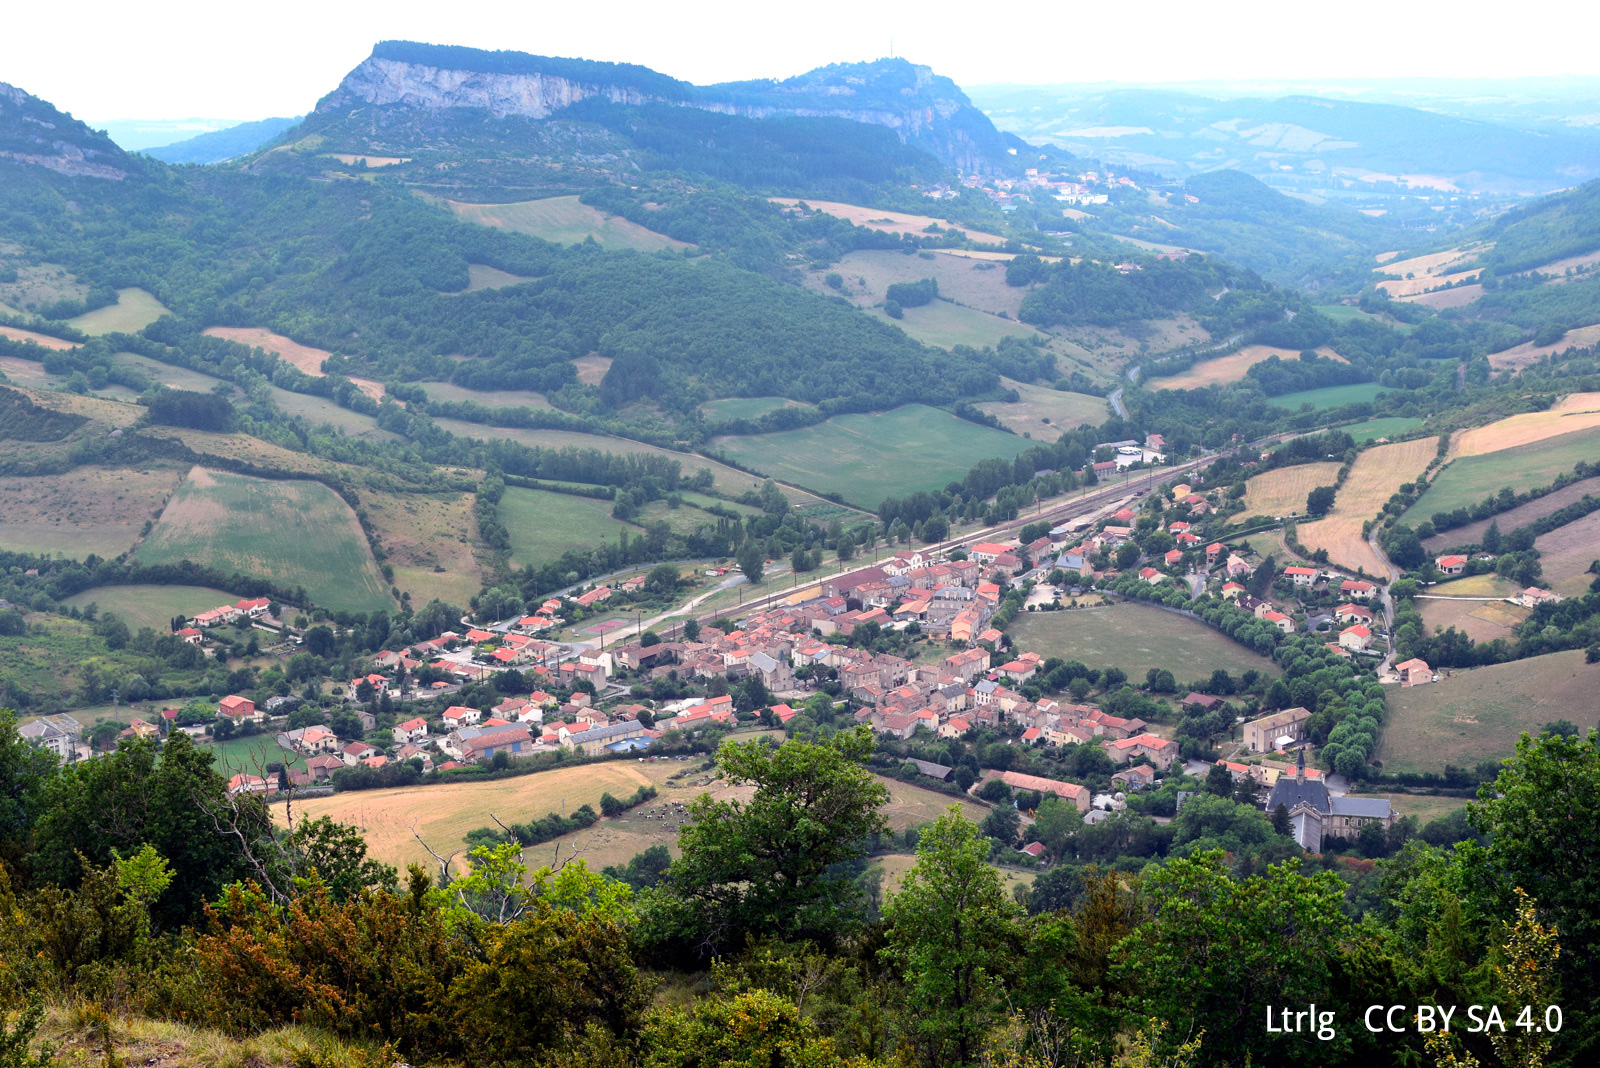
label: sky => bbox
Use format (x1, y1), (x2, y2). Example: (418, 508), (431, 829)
(3, 0), (1599, 125)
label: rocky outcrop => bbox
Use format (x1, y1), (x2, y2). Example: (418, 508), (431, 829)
(0, 82), (128, 180)
(318, 56), (674, 121)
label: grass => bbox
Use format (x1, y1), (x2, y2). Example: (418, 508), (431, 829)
(1007, 601), (1279, 682)
(1407, 426), (1600, 523)
(421, 380), (554, 410)
(0, 464), (182, 558)
(464, 263), (535, 291)
(499, 487), (633, 569)
(66, 287), (170, 335)
(1379, 650), (1600, 775)
(60, 584), (242, 632)
(205, 733), (306, 775)
(1429, 573), (1521, 597)
(699, 396), (803, 422)
(135, 466), (392, 614)
(867, 300), (1043, 350)
(359, 489), (484, 607)
(268, 387), (396, 440)
(1268, 382), (1387, 410)
(710, 404), (1032, 509)
(1417, 597), (1530, 643)
(977, 380), (1108, 436)
(115, 351), (229, 392)
(448, 197), (690, 252)
(824, 248), (1032, 318)
(1340, 416), (1424, 443)
(1298, 438), (1437, 577)
(1371, 792), (1468, 825)
(1231, 462), (1342, 524)
(1423, 476), (1600, 552)
(428, 416), (761, 496)
(1533, 510), (1600, 596)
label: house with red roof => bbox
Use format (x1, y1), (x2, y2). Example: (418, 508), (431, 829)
(394, 716), (430, 744)
(442, 705), (482, 728)
(1396, 658), (1434, 686)
(1435, 555), (1468, 576)
(1137, 567), (1166, 584)
(1339, 623), (1373, 651)
(1284, 565), (1319, 586)
(1340, 579), (1376, 600)
(218, 695), (261, 722)
(1335, 603), (1375, 625)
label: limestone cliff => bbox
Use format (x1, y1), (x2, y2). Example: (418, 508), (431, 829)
(0, 83), (128, 180)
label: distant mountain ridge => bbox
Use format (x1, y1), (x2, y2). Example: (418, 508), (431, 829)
(304, 42), (1015, 173)
(0, 81), (129, 179)
(145, 116), (301, 164)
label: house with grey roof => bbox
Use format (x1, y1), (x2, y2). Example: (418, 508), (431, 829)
(19, 714), (81, 760)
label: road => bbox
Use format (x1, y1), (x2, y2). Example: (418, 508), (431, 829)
(1364, 525), (1401, 674)
(1108, 386), (1128, 419)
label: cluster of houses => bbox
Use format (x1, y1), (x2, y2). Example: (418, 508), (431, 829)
(189, 596), (273, 630)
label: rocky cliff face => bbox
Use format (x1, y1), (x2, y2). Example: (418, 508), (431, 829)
(317, 56), (674, 121)
(0, 83), (128, 180)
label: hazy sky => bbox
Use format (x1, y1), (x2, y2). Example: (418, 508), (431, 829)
(4, 0), (1599, 122)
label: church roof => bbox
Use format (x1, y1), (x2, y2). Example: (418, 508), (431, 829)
(1329, 796), (1392, 819)
(1267, 777), (1331, 815)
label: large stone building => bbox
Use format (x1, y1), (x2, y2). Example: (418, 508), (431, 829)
(1266, 751), (1394, 852)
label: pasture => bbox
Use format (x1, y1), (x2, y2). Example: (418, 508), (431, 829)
(1486, 324), (1600, 372)
(1268, 382), (1387, 410)
(771, 198), (1011, 246)
(977, 380), (1107, 435)
(67, 287), (170, 335)
(1230, 462), (1343, 524)
(1379, 650), (1600, 775)
(428, 416), (760, 497)
(201, 327), (330, 376)
(1533, 510), (1600, 596)
(1452, 392), (1600, 457)
(420, 380), (554, 410)
(268, 387), (396, 440)
(573, 355), (613, 385)
(115, 352), (229, 393)
(464, 264), (535, 291)
(0, 465), (182, 558)
(1297, 438), (1437, 577)
(1008, 601), (1279, 682)
(499, 487), (633, 569)
(709, 404), (1032, 508)
(822, 249), (1032, 318)
(203, 734), (305, 776)
(1408, 286), (1483, 310)
(60, 584), (242, 632)
(1428, 574), (1521, 598)
(448, 197), (689, 252)
(0, 325), (76, 350)
(1339, 416), (1424, 443)
(1151, 345), (1326, 391)
(1406, 426), (1600, 522)
(1417, 597), (1530, 643)
(699, 396), (802, 422)
(135, 466), (392, 614)
(361, 489), (484, 607)
(1423, 476), (1600, 551)
(869, 300), (1044, 350)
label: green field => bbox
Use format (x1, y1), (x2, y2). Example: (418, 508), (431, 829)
(1008, 601), (1281, 682)
(448, 197), (689, 252)
(499, 487), (634, 568)
(135, 467), (392, 614)
(203, 734), (305, 775)
(1339, 416), (1425, 443)
(61, 584), (242, 632)
(1379, 650), (1600, 775)
(268, 387), (396, 440)
(114, 352), (229, 393)
(464, 264), (534, 291)
(699, 396), (806, 422)
(67, 287), (171, 335)
(868, 300), (1044, 350)
(1268, 382), (1387, 410)
(421, 380), (554, 410)
(709, 404), (1032, 508)
(1406, 426), (1600, 522)
(978, 379), (1109, 436)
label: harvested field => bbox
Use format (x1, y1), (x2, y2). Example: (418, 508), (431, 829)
(1423, 476), (1600, 551)
(1407, 426), (1600, 522)
(710, 404), (1032, 509)
(0, 325), (76, 350)
(448, 197), (689, 252)
(1417, 597), (1530, 643)
(464, 264), (534, 291)
(1373, 245), (1486, 282)
(771, 198), (1011, 246)
(0, 465), (183, 557)
(60, 584), (242, 633)
(1008, 601), (1279, 681)
(1379, 650), (1600, 775)
(1268, 382), (1386, 410)
(1527, 248), (1600, 277)
(1377, 270), (1480, 300)
(1408, 285), (1482, 309)
(202, 327), (330, 376)
(1149, 345), (1296, 391)
(1231, 462), (1342, 523)
(428, 417), (760, 497)
(977, 380), (1107, 435)
(1298, 438), (1437, 577)
(136, 466), (391, 614)
(1453, 393), (1600, 457)
(1533, 510), (1600, 596)
(361, 489), (484, 606)
(1486, 324), (1600, 372)
(67, 287), (170, 335)
(420, 380), (553, 410)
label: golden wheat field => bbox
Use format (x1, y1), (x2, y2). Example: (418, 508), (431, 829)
(1452, 392), (1600, 457)
(1231, 462), (1343, 523)
(202, 326), (331, 376)
(1297, 438), (1437, 576)
(1152, 345), (1341, 391)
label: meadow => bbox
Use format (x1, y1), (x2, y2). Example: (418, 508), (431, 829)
(268, 387), (397, 440)
(204, 734), (306, 777)
(867, 300), (1044, 351)
(1297, 438), (1436, 576)
(499, 487), (633, 569)
(1379, 650), (1600, 775)
(1533, 510), (1600, 596)
(977, 380), (1108, 436)
(0, 465), (182, 558)
(60, 584), (242, 632)
(1423, 476), (1600, 551)
(463, 264), (535, 291)
(1427, 574), (1522, 598)
(699, 396), (806, 422)
(114, 352), (229, 393)
(1007, 601), (1279, 682)
(1339, 416), (1424, 443)
(421, 380), (554, 410)
(1230, 462), (1342, 524)
(447, 197), (689, 252)
(1267, 382), (1387, 410)
(134, 466), (392, 614)
(1406, 426), (1600, 522)
(709, 404), (1033, 508)
(67, 287), (170, 335)
(360, 489), (484, 607)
